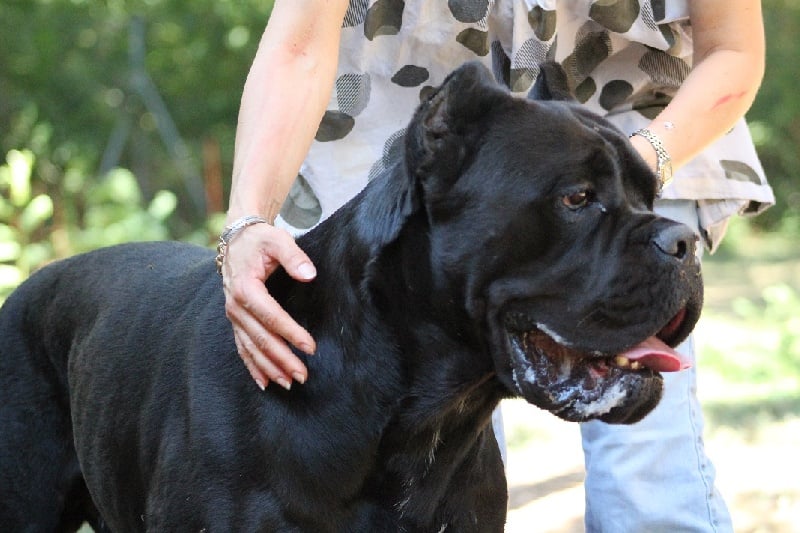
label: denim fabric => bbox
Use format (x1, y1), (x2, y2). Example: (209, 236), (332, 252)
(580, 200), (733, 532)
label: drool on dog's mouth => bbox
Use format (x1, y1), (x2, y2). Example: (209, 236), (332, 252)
(504, 308), (691, 424)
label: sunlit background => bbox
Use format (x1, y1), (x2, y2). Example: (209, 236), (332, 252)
(1, 1), (797, 531)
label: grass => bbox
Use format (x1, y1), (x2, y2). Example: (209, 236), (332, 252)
(696, 217), (800, 431)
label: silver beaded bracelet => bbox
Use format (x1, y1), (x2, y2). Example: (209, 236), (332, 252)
(215, 215), (269, 276)
(631, 128), (673, 195)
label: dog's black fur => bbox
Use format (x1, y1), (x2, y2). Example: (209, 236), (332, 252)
(0, 62), (702, 532)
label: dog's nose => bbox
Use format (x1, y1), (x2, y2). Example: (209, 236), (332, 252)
(652, 223), (697, 262)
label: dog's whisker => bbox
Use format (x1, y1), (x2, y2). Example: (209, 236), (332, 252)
(576, 308), (603, 329)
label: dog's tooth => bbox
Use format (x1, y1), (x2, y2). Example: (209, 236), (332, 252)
(630, 361), (642, 370)
(614, 356), (630, 368)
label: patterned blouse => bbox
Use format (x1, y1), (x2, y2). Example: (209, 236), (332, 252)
(277, 0), (774, 250)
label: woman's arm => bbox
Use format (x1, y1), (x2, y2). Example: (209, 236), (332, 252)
(222, 0), (350, 391)
(629, 0), (765, 172)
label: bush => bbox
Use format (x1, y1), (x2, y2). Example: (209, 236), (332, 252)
(0, 147), (220, 300)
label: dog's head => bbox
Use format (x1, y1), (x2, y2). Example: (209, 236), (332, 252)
(361, 62), (702, 424)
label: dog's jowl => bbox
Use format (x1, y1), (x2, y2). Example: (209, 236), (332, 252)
(0, 62), (702, 532)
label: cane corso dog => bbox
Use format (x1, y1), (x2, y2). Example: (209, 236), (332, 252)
(0, 62), (701, 532)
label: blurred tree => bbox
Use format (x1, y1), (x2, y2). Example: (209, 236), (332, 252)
(747, 0), (800, 231)
(0, 0), (273, 233)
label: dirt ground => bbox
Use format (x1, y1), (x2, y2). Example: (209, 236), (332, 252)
(502, 398), (800, 533)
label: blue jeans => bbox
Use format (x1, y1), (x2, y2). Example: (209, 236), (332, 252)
(580, 200), (732, 532)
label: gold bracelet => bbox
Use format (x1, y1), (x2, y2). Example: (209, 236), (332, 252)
(215, 215), (269, 276)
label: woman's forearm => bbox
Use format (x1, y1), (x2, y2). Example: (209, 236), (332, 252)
(631, 0), (765, 172)
(228, 0), (349, 223)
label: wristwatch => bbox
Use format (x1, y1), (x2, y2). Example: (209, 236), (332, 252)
(631, 128), (673, 195)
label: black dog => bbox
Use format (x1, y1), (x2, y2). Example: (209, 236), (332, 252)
(0, 62), (701, 532)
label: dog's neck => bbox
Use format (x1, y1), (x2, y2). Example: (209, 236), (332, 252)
(288, 179), (504, 412)
(269, 170), (507, 525)
(294, 172), (500, 390)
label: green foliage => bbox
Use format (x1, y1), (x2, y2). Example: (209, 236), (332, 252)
(731, 284), (800, 374)
(1, 0), (274, 227)
(0, 149), (51, 292)
(0, 148), (183, 298)
(699, 217), (800, 388)
(701, 283), (800, 386)
(0, 0), (274, 297)
(746, 0), (800, 229)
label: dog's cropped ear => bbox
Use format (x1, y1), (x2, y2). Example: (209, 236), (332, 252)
(406, 61), (509, 195)
(356, 63), (508, 259)
(528, 61), (573, 102)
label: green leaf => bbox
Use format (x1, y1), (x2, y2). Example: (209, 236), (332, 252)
(20, 242), (53, 273)
(0, 224), (19, 242)
(19, 194), (54, 233)
(148, 190), (177, 220)
(0, 265), (24, 291)
(0, 241), (22, 262)
(5, 150), (35, 207)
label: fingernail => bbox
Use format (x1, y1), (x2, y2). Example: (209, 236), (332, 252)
(276, 377), (292, 391)
(255, 379), (266, 391)
(299, 343), (315, 355)
(292, 372), (306, 385)
(298, 262), (316, 280)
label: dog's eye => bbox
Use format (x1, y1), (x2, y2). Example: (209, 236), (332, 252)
(562, 190), (594, 210)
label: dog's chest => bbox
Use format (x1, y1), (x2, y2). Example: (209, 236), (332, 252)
(367, 414), (506, 531)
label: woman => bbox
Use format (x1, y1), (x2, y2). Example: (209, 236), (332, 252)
(219, 1), (774, 530)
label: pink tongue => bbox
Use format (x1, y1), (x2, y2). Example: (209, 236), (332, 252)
(621, 336), (691, 372)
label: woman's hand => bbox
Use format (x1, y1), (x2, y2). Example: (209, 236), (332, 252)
(222, 1), (349, 390)
(221, 222), (317, 391)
